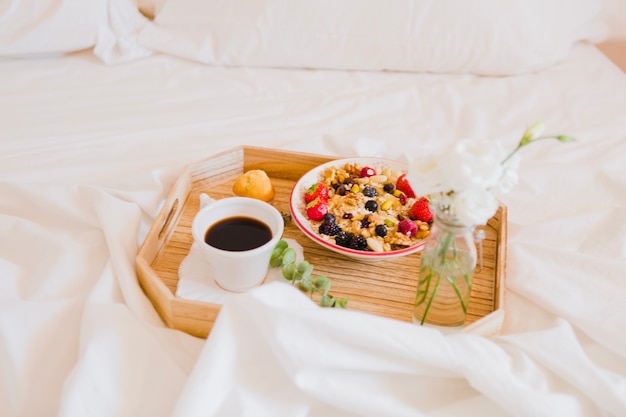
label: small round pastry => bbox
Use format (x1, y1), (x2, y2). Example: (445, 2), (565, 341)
(232, 169), (275, 202)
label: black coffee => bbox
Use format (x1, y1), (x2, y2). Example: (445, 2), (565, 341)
(205, 216), (272, 251)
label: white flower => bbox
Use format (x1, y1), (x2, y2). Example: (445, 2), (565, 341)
(521, 121), (545, 145)
(406, 124), (572, 228)
(439, 139), (507, 192)
(406, 155), (448, 197)
(451, 188), (499, 226)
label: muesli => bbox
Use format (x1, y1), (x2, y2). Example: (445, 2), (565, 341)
(303, 162), (432, 252)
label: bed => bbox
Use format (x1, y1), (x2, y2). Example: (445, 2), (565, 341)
(2, 1), (626, 416)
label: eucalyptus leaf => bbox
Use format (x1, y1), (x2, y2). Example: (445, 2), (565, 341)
(320, 294), (333, 307)
(282, 263), (296, 281)
(281, 247), (297, 266)
(269, 240), (349, 308)
(269, 247), (285, 267)
(299, 275), (313, 292)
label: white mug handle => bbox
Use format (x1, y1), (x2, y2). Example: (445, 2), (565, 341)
(199, 193), (216, 209)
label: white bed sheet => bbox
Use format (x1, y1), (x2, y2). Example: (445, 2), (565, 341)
(1, 43), (626, 417)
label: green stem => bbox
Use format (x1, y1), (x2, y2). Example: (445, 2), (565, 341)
(436, 231), (455, 267)
(415, 269), (433, 305)
(450, 279), (468, 314)
(420, 273), (441, 325)
(501, 135), (569, 165)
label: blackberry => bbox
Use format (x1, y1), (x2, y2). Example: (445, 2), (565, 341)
(348, 235), (368, 251)
(319, 221), (340, 236)
(362, 186), (377, 197)
(364, 200), (378, 212)
(334, 231), (352, 247)
(383, 183), (395, 194)
(375, 224), (388, 237)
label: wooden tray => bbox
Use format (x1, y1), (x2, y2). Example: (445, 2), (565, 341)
(136, 146), (507, 338)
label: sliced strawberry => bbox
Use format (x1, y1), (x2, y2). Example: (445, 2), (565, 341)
(305, 198), (328, 221)
(304, 182), (329, 203)
(408, 197), (433, 223)
(396, 174), (416, 198)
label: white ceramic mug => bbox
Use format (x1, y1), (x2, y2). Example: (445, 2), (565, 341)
(191, 195), (284, 292)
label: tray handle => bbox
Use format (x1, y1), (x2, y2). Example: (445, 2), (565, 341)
(158, 198), (179, 239)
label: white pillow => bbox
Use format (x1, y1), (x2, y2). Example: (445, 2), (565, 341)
(138, 0), (605, 75)
(0, 0), (107, 55)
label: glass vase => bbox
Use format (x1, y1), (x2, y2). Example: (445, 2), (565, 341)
(413, 211), (477, 327)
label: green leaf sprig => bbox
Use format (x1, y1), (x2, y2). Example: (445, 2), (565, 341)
(270, 240), (348, 308)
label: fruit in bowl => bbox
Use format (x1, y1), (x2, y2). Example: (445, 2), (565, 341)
(290, 157), (432, 261)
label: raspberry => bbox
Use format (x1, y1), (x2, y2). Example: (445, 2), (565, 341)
(360, 166), (376, 177)
(398, 219), (418, 237)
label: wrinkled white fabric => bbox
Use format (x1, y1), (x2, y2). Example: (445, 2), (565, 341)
(137, 0), (606, 75)
(0, 0), (151, 62)
(0, 0), (107, 55)
(1, 43), (626, 417)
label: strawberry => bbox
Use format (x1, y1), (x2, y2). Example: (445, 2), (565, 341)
(408, 197), (433, 223)
(305, 198), (328, 221)
(395, 174), (416, 198)
(304, 182), (329, 203)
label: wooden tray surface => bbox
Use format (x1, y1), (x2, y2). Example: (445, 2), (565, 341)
(136, 146), (507, 338)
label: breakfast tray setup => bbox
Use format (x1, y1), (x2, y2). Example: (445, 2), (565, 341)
(136, 146), (507, 338)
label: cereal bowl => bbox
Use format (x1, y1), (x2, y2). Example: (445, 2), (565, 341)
(289, 157), (429, 262)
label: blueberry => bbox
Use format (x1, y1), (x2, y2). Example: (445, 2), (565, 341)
(362, 186), (377, 197)
(375, 224), (388, 237)
(364, 200), (378, 212)
(383, 183), (395, 194)
(323, 213), (336, 223)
